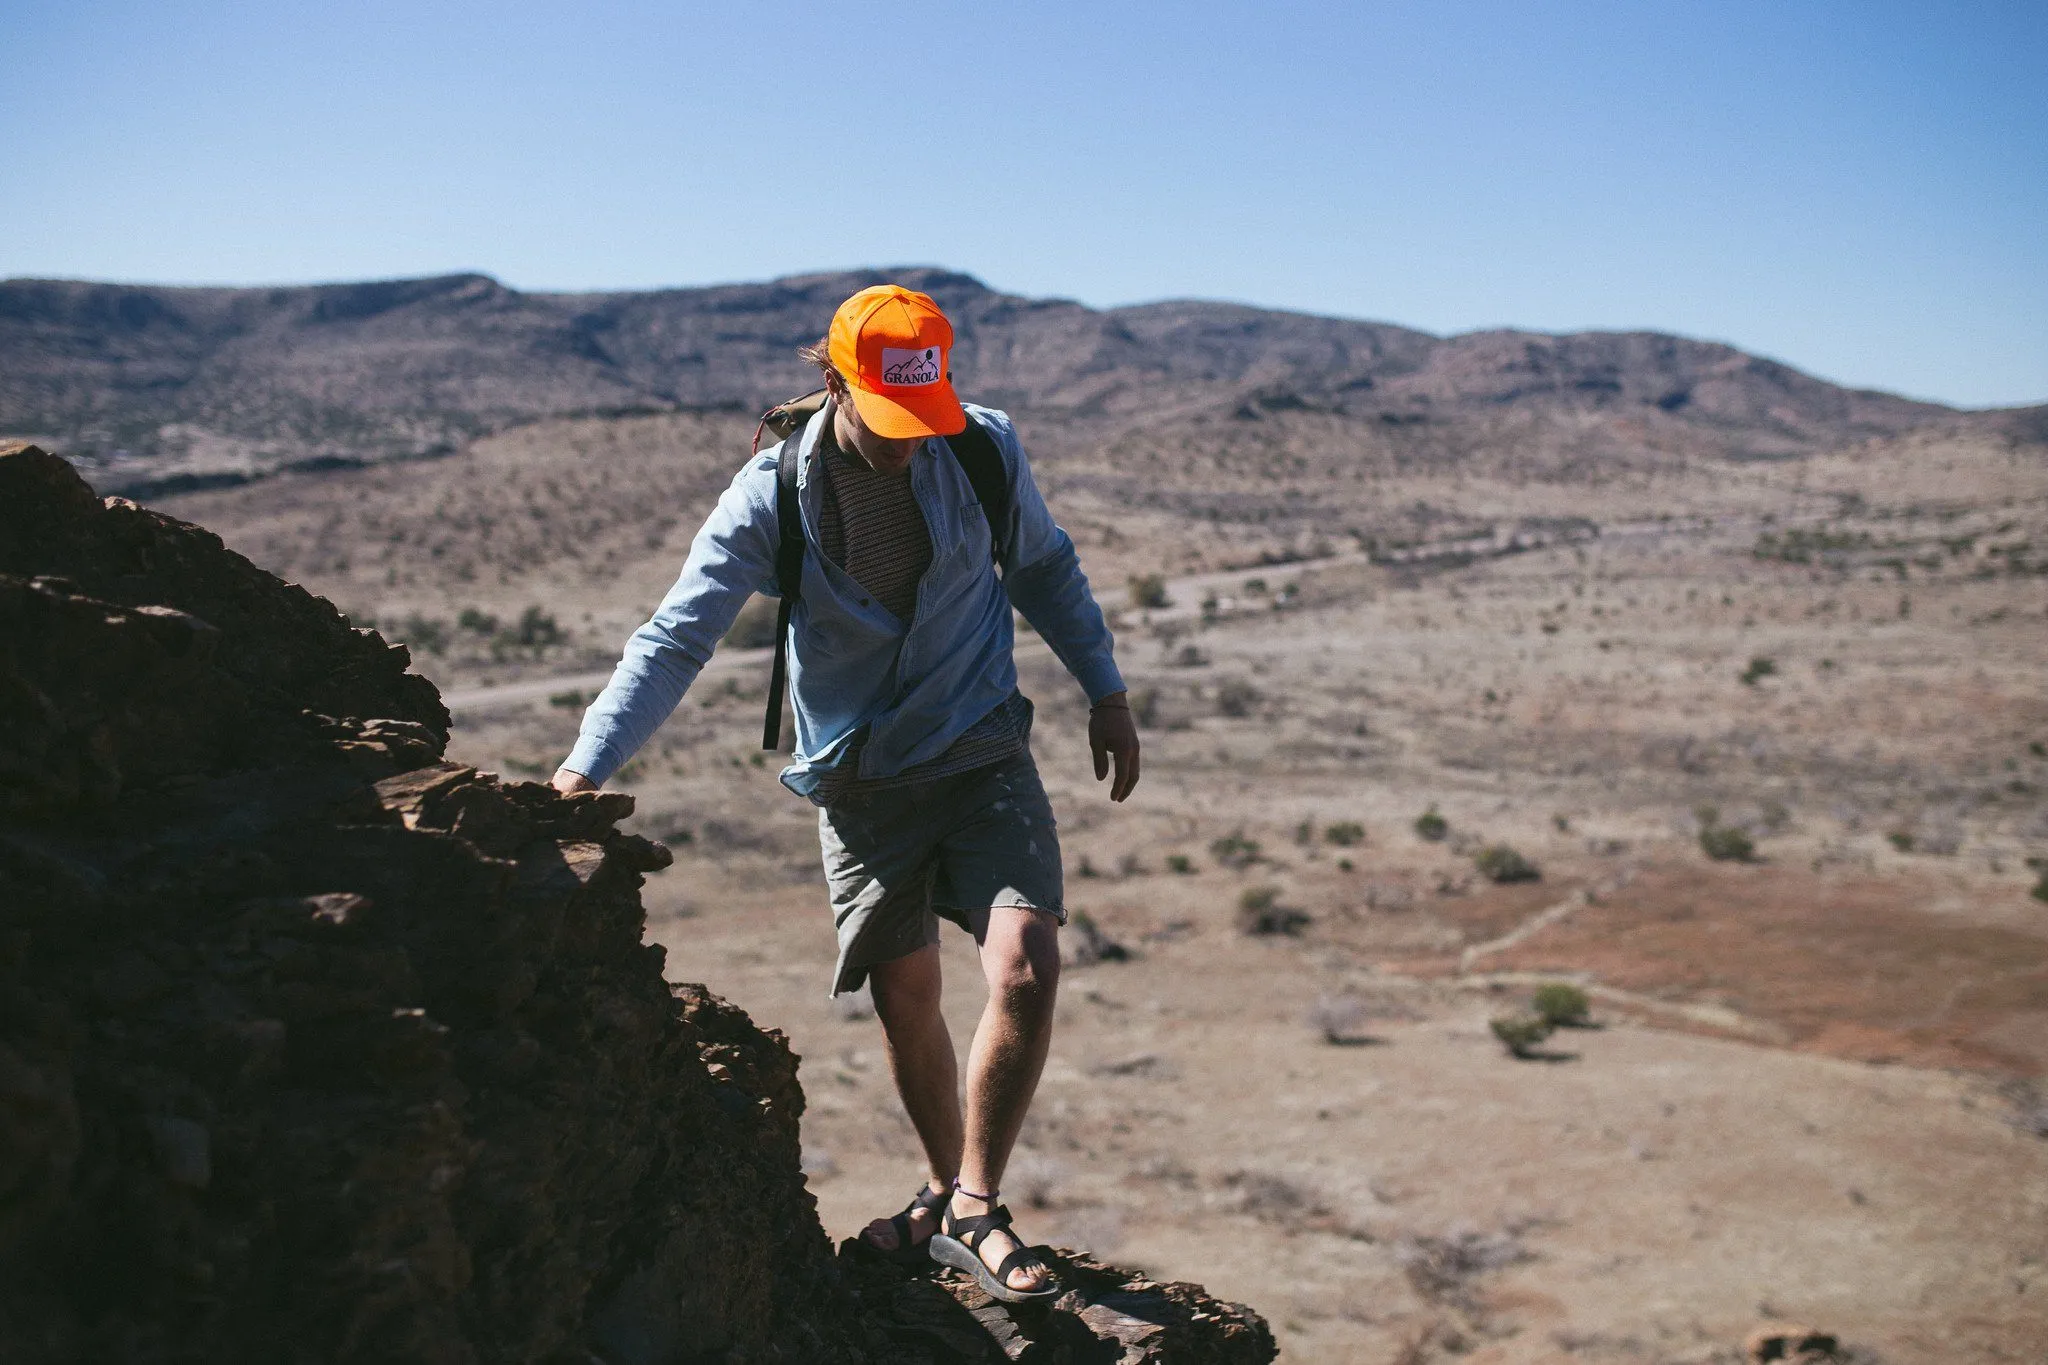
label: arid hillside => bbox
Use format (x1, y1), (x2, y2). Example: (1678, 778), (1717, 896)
(9, 267), (2023, 500)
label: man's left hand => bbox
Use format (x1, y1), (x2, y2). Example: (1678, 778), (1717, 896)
(1089, 692), (1141, 802)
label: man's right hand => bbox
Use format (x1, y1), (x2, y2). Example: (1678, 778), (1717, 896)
(551, 767), (598, 795)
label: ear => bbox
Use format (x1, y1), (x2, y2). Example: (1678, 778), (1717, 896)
(821, 368), (848, 401)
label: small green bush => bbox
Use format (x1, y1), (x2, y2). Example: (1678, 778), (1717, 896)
(1165, 854), (1197, 876)
(1209, 832), (1262, 869)
(1129, 573), (1172, 610)
(1325, 821), (1365, 847)
(1473, 844), (1540, 883)
(457, 607), (499, 634)
(1236, 886), (1310, 936)
(1530, 983), (1591, 1027)
(1739, 656), (1777, 686)
(1490, 1013), (1554, 1059)
(2029, 858), (2048, 903)
(1886, 831), (1915, 853)
(511, 605), (563, 649)
(399, 613), (449, 655)
(1414, 805), (1449, 842)
(547, 689), (585, 709)
(1699, 823), (1755, 862)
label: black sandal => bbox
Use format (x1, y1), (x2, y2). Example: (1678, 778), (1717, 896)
(929, 1183), (1059, 1303)
(861, 1182), (950, 1265)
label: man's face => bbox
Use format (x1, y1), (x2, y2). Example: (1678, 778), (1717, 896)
(827, 374), (924, 474)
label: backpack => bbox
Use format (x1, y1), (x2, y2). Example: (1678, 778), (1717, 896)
(751, 390), (1012, 750)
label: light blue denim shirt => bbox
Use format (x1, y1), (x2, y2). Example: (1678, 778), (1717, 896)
(563, 404), (1125, 799)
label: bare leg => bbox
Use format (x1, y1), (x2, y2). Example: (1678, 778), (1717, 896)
(861, 944), (961, 1250)
(952, 906), (1061, 1291)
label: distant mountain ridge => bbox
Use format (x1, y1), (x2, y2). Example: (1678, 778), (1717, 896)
(0, 267), (2016, 495)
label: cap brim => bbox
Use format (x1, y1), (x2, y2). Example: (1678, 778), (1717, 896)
(847, 379), (967, 439)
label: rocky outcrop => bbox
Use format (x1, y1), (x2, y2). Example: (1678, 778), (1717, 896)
(0, 441), (1273, 1363)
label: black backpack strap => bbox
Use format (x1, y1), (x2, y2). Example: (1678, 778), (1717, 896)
(943, 414), (1011, 572)
(762, 425), (807, 750)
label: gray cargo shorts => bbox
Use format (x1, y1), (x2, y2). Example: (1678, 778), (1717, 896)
(817, 749), (1065, 997)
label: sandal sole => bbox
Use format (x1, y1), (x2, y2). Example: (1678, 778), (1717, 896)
(929, 1233), (1060, 1303)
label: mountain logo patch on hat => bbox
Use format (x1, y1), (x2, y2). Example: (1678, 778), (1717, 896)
(828, 285), (967, 437)
(881, 346), (943, 387)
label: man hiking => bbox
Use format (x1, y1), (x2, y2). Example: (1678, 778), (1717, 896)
(551, 284), (1139, 1301)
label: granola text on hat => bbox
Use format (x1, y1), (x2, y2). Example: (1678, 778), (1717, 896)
(828, 285), (968, 439)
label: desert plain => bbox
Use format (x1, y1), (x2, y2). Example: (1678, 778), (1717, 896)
(147, 391), (2048, 1364)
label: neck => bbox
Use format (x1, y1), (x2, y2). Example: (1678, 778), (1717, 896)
(829, 402), (868, 467)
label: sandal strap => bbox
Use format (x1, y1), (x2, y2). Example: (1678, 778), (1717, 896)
(944, 1204), (1015, 1249)
(992, 1243), (1047, 1286)
(879, 1184), (949, 1248)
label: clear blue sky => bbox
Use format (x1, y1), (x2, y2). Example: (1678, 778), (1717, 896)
(4, 1), (2043, 407)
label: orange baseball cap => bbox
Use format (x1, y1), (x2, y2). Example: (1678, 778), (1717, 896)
(828, 285), (968, 439)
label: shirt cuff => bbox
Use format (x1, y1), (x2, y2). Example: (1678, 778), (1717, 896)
(562, 735), (628, 787)
(1076, 657), (1126, 707)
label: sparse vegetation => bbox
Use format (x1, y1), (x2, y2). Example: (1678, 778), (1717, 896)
(1530, 983), (1591, 1028)
(1236, 886), (1309, 936)
(509, 605), (563, 649)
(1489, 1013), (1554, 1059)
(1886, 831), (1915, 853)
(1414, 805), (1449, 842)
(2029, 858), (2048, 904)
(1325, 821), (1365, 847)
(1697, 808), (1756, 863)
(548, 689), (585, 709)
(1395, 1225), (1535, 1310)
(398, 613), (449, 655)
(1165, 854), (1197, 876)
(1128, 573), (1171, 610)
(1752, 526), (1872, 565)
(1208, 832), (1262, 869)
(1473, 844), (1539, 883)
(1740, 656), (1776, 685)
(1064, 911), (1131, 965)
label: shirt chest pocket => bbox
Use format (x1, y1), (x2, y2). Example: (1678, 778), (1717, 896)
(953, 498), (994, 565)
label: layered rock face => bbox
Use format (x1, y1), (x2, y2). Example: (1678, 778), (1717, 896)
(0, 443), (1273, 1364)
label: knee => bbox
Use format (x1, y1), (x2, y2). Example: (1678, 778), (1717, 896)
(869, 952), (942, 1027)
(988, 927), (1060, 1012)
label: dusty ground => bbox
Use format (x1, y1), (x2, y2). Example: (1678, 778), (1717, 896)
(156, 414), (2048, 1362)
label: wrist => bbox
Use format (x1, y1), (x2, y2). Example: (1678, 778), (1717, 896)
(1091, 691), (1130, 711)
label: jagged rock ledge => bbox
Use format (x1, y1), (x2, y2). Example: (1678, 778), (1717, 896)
(0, 441), (1274, 1364)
